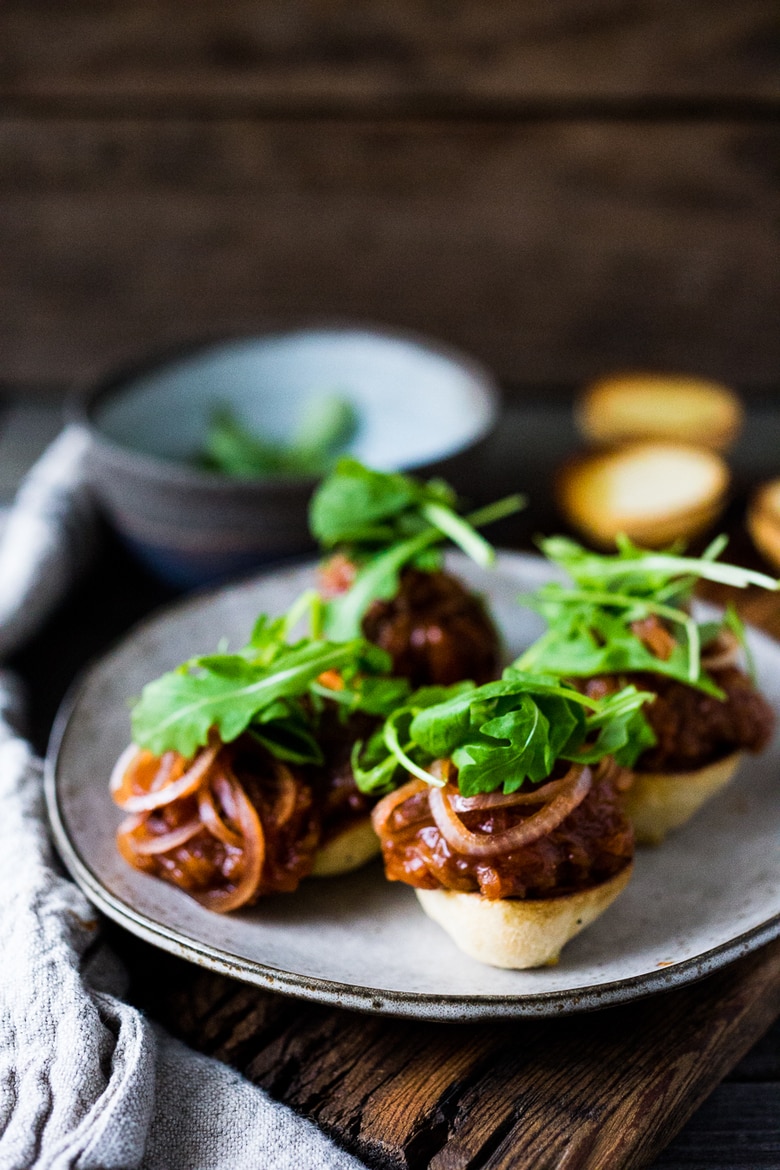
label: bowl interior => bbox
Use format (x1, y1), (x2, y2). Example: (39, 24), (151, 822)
(91, 330), (496, 472)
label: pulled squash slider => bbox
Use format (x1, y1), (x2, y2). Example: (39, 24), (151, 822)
(517, 536), (778, 845)
(362, 674), (653, 969)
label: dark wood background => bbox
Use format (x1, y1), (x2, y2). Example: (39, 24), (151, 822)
(1, 0), (778, 400)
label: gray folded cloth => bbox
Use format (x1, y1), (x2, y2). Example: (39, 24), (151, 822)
(0, 426), (365, 1170)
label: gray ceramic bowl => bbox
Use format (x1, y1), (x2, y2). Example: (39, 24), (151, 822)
(77, 326), (499, 586)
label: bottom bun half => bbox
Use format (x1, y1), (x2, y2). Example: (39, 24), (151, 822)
(625, 751), (743, 846)
(415, 863), (633, 970)
(310, 818), (381, 877)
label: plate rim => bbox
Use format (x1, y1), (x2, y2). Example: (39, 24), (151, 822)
(45, 551), (780, 1021)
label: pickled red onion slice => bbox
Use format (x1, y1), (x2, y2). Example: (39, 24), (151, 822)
(371, 778), (428, 838)
(111, 742), (219, 813)
(119, 816), (204, 857)
(428, 765), (592, 858)
(193, 770), (265, 913)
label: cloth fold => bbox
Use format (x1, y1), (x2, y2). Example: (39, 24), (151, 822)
(0, 426), (365, 1170)
(0, 426), (95, 660)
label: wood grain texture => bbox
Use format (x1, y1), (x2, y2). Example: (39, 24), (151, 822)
(2, 118), (778, 390)
(2, 0), (778, 108)
(126, 938), (780, 1170)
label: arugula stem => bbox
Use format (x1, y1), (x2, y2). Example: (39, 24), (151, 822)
(583, 555), (779, 593)
(324, 493), (525, 641)
(534, 587), (710, 680)
(421, 501), (495, 567)
(282, 589), (321, 639)
(685, 616), (700, 682)
(383, 717), (445, 787)
(465, 494), (527, 529)
(701, 534), (730, 562)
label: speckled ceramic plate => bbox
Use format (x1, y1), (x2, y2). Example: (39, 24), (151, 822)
(45, 553), (780, 1019)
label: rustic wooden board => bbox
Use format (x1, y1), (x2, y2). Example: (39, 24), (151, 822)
(1, 119), (778, 390)
(2, 0), (778, 106)
(119, 934), (780, 1170)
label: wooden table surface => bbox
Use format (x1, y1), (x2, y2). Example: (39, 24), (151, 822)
(6, 402), (780, 1169)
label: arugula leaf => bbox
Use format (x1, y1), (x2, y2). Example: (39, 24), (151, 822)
(132, 638), (382, 757)
(200, 406), (287, 477)
(517, 592), (722, 697)
(352, 670), (655, 796)
(199, 397), (358, 479)
(515, 535), (778, 694)
(573, 688), (657, 768)
(454, 697), (560, 794)
(350, 682), (474, 794)
(351, 737), (406, 795)
(312, 458), (524, 558)
(540, 534), (778, 596)
(323, 524), (442, 641)
(246, 613), (288, 658)
(292, 396), (360, 467)
(348, 676), (412, 716)
(310, 458), (431, 545)
(319, 477), (525, 641)
(248, 700), (325, 765)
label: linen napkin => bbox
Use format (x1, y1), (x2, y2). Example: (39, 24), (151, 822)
(0, 425), (366, 1170)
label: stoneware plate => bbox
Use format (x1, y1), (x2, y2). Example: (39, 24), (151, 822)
(46, 553), (780, 1020)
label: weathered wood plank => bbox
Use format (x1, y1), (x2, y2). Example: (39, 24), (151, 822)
(1, 0), (778, 107)
(459, 943), (780, 1170)
(131, 937), (780, 1170)
(1, 119), (777, 390)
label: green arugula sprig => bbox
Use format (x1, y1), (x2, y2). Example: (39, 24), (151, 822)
(515, 535), (778, 693)
(131, 594), (410, 760)
(351, 670), (655, 797)
(311, 459), (525, 640)
(199, 396), (359, 479)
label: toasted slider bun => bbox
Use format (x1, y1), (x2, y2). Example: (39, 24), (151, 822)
(748, 480), (780, 573)
(624, 751), (742, 846)
(310, 817), (381, 877)
(577, 373), (743, 452)
(556, 442), (729, 548)
(415, 864), (633, 969)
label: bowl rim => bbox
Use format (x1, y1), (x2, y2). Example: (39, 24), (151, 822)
(69, 321), (500, 491)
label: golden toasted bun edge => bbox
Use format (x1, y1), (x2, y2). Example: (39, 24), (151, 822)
(415, 864), (633, 969)
(577, 373), (742, 450)
(748, 480), (780, 572)
(625, 751), (743, 846)
(310, 817), (381, 878)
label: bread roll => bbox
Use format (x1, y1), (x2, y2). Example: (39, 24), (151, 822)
(415, 864), (633, 969)
(624, 752), (742, 846)
(310, 817), (381, 877)
(577, 374), (743, 451)
(556, 442), (729, 548)
(748, 480), (780, 572)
